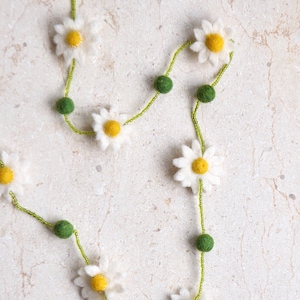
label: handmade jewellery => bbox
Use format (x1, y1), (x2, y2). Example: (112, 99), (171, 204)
(1, 1), (235, 299)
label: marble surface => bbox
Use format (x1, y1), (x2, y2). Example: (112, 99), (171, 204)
(0, 0), (299, 299)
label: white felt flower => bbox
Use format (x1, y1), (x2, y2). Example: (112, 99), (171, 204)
(171, 289), (209, 300)
(190, 19), (234, 66)
(0, 151), (30, 200)
(173, 140), (224, 194)
(92, 107), (131, 153)
(74, 256), (125, 300)
(53, 15), (100, 66)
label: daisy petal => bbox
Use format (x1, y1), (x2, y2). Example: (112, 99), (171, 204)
(191, 181), (199, 194)
(208, 52), (219, 66)
(81, 286), (92, 298)
(192, 140), (201, 155)
(99, 137), (110, 151)
(203, 147), (216, 160)
(84, 265), (100, 277)
(194, 28), (204, 41)
(190, 42), (202, 52)
(74, 277), (85, 287)
(182, 145), (195, 159)
(213, 19), (224, 32)
(1, 151), (10, 164)
(202, 178), (212, 193)
(198, 48), (209, 63)
(174, 170), (185, 181)
(202, 20), (213, 33)
(54, 24), (65, 35)
(173, 157), (189, 168)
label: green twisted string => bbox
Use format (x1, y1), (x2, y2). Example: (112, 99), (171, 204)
(8, 190), (90, 265)
(191, 53), (234, 299)
(124, 41), (193, 125)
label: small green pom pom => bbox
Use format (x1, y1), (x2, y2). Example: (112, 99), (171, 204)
(56, 97), (75, 114)
(196, 85), (215, 103)
(53, 220), (74, 239)
(154, 76), (173, 94)
(196, 234), (214, 252)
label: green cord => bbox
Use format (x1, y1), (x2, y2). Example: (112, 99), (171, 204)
(211, 52), (234, 87)
(73, 230), (90, 265)
(165, 41), (193, 76)
(124, 92), (160, 125)
(9, 191), (53, 228)
(194, 252), (205, 300)
(71, 0), (76, 20)
(124, 41), (193, 125)
(194, 180), (205, 300)
(191, 101), (205, 154)
(198, 180), (205, 234)
(63, 115), (95, 135)
(64, 59), (76, 97)
(9, 191), (90, 266)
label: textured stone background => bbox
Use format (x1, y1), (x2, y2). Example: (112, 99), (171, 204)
(0, 0), (299, 299)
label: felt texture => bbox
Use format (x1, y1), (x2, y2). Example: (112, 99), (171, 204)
(196, 234), (214, 252)
(53, 220), (74, 239)
(56, 97), (75, 115)
(196, 85), (215, 103)
(154, 75), (173, 94)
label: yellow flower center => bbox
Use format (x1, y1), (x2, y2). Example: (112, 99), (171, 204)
(0, 166), (14, 184)
(90, 274), (108, 292)
(205, 33), (224, 52)
(65, 30), (83, 48)
(103, 120), (121, 138)
(192, 158), (209, 175)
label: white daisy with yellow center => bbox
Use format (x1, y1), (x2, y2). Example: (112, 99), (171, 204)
(92, 107), (131, 153)
(53, 15), (100, 66)
(190, 19), (234, 66)
(74, 256), (125, 299)
(173, 140), (224, 194)
(0, 151), (30, 200)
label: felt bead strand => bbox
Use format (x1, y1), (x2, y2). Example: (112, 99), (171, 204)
(8, 190), (91, 265)
(124, 41), (193, 125)
(56, 39), (193, 133)
(190, 53), (234, 299)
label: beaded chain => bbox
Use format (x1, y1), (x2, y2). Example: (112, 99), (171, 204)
(0, 1), (234, 299)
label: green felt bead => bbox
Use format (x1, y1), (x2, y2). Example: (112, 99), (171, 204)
(154, 76), (173, 94)
(56, 97), (75, 114)
(196, 85), (215, 103)
(53, 220), (74, 239)
(196, 234), (214, 252)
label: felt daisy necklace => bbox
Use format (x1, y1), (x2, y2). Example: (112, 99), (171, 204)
(0, 1), (234, 299)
